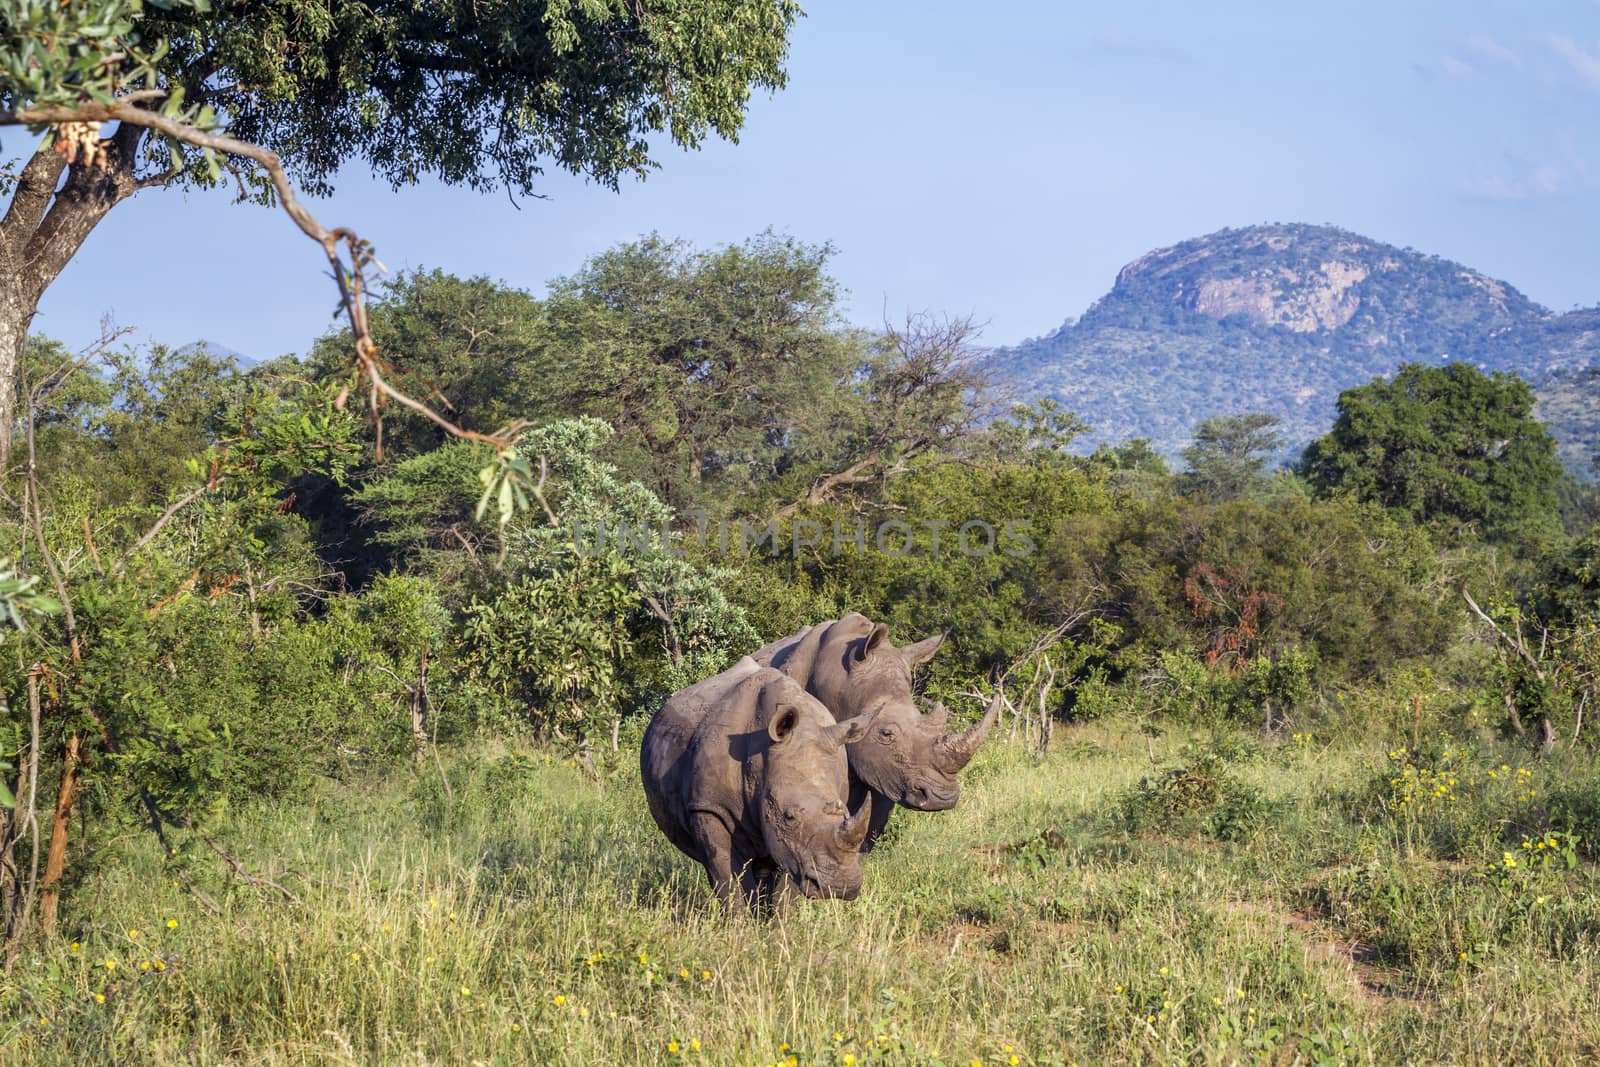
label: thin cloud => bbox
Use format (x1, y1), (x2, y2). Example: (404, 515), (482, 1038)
(1546, 34), (1600, 89)
(1463, 33), (1522, 69)
(1461, 164), (1565, 202)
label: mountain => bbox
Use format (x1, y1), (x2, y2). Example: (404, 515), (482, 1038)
(988, 223), (1600, 467)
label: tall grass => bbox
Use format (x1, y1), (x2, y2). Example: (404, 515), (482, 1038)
(3, 726), (1598, 1065)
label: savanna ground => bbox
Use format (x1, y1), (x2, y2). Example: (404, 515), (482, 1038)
(3, 720), (1598, 1067)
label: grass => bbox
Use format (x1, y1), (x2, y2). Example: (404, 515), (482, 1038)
(3, 724), (1599, 1065)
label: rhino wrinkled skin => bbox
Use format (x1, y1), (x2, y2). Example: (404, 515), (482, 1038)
(752, 614), (1000, 850)
(641, 657), (878, 906)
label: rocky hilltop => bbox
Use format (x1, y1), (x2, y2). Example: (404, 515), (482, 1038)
(989, 223), (1600, 464)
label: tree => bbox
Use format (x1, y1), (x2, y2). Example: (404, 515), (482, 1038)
(0, 0), (801, 464)
(1300, 363), (1562, 538)
(537, 233), (861, 513)
(778, 311), (996, 513)
(308, 270), (549, 460)
(1180, 412), (1282, 500)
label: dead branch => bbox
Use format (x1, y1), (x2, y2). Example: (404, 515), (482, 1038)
(113, 482), (218, 578)
(196, 829), (301, 905)
(1461, 588), (1545, 679)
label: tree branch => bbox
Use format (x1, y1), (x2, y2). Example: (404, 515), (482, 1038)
(2, 99), (516, 456)
(0, 148), (67, 266)
(1461, 587), (1545, 679)
(112, 481), (219, 578)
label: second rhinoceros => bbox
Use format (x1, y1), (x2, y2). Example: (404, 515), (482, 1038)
(752, 614), (1000, 850)
(641, 656), (878, 906)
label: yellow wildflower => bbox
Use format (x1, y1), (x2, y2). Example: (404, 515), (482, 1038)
(668, 1041), (681, 1054)
(93, 994), (106, 1004)
(553, 994), (567, 1006)
(166, 919), (179, 930)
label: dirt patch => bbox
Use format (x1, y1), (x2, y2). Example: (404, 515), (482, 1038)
(1226, 899), (1430, 1007)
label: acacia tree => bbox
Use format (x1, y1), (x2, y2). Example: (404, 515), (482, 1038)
(0, 0), (800, 466)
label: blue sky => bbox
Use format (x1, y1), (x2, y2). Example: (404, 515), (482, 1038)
(26, 0), (1600, 360)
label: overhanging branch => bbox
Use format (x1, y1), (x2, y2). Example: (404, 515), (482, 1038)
(2, 98), (516, 458)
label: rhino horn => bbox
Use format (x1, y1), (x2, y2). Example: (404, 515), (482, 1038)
(933, 689), (1003, 773)
(924, 701), (949, 731)
(836, 791), (873, 851)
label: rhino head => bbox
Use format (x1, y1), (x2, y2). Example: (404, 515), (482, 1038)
(755, 685), (879, 900)
(815, 622), (1000, 812)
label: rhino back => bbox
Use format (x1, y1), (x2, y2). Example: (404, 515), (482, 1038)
(641, 661), (772, 859)
(754, 616), (878, 723)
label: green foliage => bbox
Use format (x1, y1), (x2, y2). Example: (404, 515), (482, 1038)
(1114, 747), (1275, 841)
(1179, 412), (1283, 500)
(0, 557), (59, 630)
(308, 271), (549, 459)
(538, 233), (861, 513)
(456, 418), (756, 743)
(1301, 362), (1563, 539)
(1049, 494), (1453, 686)
(355, 440), (499, 569)
(7, 0), (798, 197)
(764, 453), (1115, 691)
(458, 553), (638, 741)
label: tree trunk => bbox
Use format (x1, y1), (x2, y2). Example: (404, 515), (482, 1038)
(1537, 716), (1556, 758)
(410, 647), (430, 766)
(0, 305), (26, 471)
(1504, 691), (1526, 738)
(0, 128), (148, 463)
(37, 733), (82, 937)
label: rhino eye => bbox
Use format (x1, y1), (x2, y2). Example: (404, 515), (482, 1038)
(876, 724), (900, 744)
(783, 808), (800, 823)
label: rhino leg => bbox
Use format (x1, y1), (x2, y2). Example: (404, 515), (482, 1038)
(690, 812), (737, 907)
(860, 789), (898, 853)
(742, 860), (793, 915)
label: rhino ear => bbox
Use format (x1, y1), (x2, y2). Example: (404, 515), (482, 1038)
(854, 623), (890, 662)
(828, 706), (879, 748)
(900, 632), (945, 667)
(768, 704), (802, 745)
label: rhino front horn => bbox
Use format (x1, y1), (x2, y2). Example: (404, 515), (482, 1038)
(934, 689), (1003, 773)
(837, 793), (873, 851)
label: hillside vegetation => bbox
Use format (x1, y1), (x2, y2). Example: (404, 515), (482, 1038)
(988, 223), (1600, 464)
